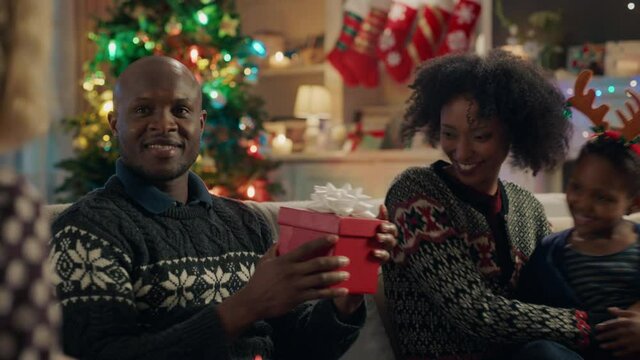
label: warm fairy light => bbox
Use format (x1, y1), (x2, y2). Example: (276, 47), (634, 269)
(582, 131), (590, 138)
(628, 2), (636, 10)
(243, 68), (252, 76)
(190, 47), (199, 64)
(246, 185), (256, 198)
(197, 58), (209, 70)
(631, 80), (638, 87)
(248, 144), (258, 154)
(100, 100), (113, 116)
(102, 135), (111, 142)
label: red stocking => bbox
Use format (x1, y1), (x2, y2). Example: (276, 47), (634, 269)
(409, 0), (455, 62)
(436, 0), (482, 56)
(377, 0), (420, 83)
(327, 0), (370, 87)
(343, 0), (392, 88)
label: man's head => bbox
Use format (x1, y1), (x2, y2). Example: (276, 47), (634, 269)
(108, 56), (206, 182)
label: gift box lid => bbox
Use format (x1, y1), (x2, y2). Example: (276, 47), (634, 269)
(277, 207), (382, 237)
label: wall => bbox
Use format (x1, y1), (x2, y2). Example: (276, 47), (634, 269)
(493, 0), (640, 47)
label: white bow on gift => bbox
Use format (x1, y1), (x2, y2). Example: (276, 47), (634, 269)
(308, 183), (376, 218)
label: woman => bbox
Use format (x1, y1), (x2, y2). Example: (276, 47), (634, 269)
(382, 49), (601, 359)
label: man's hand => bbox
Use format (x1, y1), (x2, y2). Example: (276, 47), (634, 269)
(596, 307), (640, 358)
(218, 235), (350, 338)
(333, 204), (398, 319)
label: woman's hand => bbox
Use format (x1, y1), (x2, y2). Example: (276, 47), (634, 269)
(333, 205), (398, 319)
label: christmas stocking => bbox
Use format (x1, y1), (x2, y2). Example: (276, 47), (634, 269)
(377, 0), (420, 83)
(327, 0), (370, 87)
(409, 0), (455, 62)
(436, 0), (482, 56)
(343, 0), (392, 88)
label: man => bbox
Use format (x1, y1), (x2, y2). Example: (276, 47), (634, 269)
(49, 56), (397, 359)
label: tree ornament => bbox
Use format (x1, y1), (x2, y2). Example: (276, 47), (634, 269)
(164, 16), (182, 35)
(219, 14), (239, 38)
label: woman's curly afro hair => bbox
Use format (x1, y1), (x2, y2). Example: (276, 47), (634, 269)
(403, 49), (571, 175)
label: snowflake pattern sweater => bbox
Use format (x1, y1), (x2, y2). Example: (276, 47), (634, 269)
(382, 161), (592, 359)
(49, 164), (364, 360)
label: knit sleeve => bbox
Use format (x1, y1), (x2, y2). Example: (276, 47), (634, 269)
(49, 212), (231, 360)
(384, 177), (591, 350)
(267, 299), (366, 360)
(0, 172), (60, 358)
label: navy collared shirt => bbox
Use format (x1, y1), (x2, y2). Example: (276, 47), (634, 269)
(115, 159), (213, 214)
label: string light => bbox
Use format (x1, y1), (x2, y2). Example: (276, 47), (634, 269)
(190, 46), (199, 64)
(631, 80), (638, 87)
(595, 90), (602, 97)
(246, 185), (256, 199)
(628, 2), (636, 10)
(608, 85), (615, 93)
(197, 10), (209, 25)
(108, 40), (117, 60)
(251, 40), (267, 57)
(582, 131), (590, 138)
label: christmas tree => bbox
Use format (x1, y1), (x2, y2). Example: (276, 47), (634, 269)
(56, 0), (281, 202)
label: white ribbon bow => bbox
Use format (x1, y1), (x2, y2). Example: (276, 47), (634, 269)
(308, 183), (376, 218)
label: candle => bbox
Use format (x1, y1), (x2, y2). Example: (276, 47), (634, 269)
(272, 134), (293, 155)
(268, 51), (290, 68)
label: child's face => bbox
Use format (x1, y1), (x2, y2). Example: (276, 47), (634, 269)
(566, 154), (635, 239)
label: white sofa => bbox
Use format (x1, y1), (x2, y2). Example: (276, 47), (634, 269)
(44, 194), (640, 360)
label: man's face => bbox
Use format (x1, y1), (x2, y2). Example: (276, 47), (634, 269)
(109, 60), (205, 182)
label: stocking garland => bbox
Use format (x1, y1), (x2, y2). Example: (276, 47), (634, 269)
(327, 0), (482, 87)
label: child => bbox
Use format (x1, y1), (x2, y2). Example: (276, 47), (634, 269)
(518, 70), (640, 360)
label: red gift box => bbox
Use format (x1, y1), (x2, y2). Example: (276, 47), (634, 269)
(277, 206), (384, 294)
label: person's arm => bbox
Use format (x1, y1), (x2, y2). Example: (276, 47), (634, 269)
(49, 220), (231, 359)
(384, 185), (591, 350)
(265, 298), (366, 360)
(1, 176), (60, 358)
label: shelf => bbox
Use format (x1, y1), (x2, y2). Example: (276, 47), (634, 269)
(260, 64), (324, 78)
(269, 148), (445, 163)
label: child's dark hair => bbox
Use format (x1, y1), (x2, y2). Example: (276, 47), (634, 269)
(403, 49), (571, 175)
(577, 135), (640, 196)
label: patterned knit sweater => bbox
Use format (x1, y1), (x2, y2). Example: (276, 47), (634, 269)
(382, 162), (591, 359)
(49, 176), (363, 360)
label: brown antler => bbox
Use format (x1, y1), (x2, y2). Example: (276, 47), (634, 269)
(568, 70), (610, 131)
(616, 89), (640, 142)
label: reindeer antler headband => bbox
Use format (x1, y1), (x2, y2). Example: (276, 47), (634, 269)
(567, 70), (640, 155)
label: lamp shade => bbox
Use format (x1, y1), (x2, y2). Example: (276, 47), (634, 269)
(293, 85), (331, 119)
